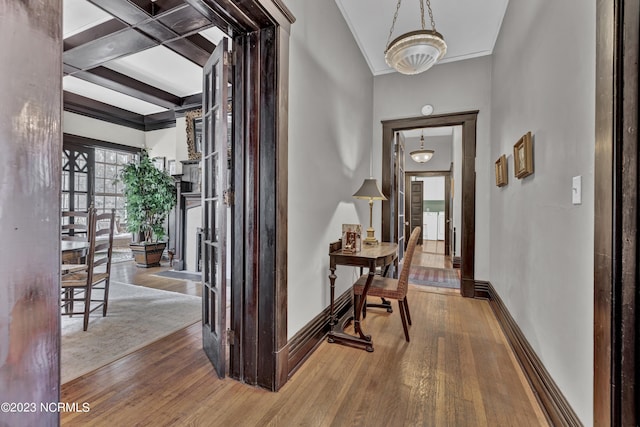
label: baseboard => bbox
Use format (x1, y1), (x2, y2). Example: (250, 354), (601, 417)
(474, 280), (582, 426)
(286, 289), (352, 378)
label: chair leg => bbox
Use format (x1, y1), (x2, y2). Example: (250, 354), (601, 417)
(102, 278), (110, 317)
(397, 300), (410, 342)
(83, 286), (92, 331)
(403, 297), (412, 326)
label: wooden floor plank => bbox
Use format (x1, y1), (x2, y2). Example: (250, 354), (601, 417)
(61, 260), (548, 426)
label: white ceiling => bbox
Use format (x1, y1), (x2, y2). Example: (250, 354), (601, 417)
(63, 0), (509, 116)
(335, 0), (509, 75)
(62, 0), (231, 115)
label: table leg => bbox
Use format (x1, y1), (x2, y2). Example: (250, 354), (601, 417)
(329, 266), (337, 327)
(353, 269), (374, 342)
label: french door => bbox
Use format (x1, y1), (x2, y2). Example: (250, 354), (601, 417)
(201, 38), (230, 378)
(61, 144), (93, 238)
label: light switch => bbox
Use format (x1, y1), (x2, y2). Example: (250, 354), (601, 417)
(572, 176), (582, 205)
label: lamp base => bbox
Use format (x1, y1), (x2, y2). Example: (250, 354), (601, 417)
(363, 227), (379, 245)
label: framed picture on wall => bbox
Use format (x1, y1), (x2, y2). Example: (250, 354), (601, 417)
(513, 132), (534, 179)
(495, 154), (508, 187)
(167, 160), (176, 175)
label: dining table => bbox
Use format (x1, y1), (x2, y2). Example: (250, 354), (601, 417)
(61, 240), (89, 264)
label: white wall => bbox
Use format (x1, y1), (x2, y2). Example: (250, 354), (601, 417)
(285, 0), (374, 338)
(146, 127), (177, 162)
(63, 111), (145, 147)
(373, 56), (492, 279)
(489, 0), (595, 424)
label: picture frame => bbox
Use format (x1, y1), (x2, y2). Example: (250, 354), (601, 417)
(341, 224), (362, 253)
(494, 154), (508, 187)
(167, 159), (176, 175)
(152, 156), (166, 172)
(513, 131), (534, 179)
(185, 109), (203, 161)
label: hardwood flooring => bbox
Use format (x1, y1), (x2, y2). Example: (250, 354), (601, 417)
(61, 263), (549, 426)
(110, 259), (202, 297)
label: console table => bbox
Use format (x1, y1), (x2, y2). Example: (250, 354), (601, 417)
(328, 241), (398, 352)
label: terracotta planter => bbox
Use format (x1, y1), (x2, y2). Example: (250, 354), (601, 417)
(129, 242), (166, 268)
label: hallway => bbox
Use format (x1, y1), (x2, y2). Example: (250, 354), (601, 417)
(409, 238), (461, 290)
(61, 283), (548, 426)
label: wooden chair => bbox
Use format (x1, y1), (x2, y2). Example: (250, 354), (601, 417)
(61, 208), (116, 331)
(61, 209), (91, 242)
(353, 226), (421, 342)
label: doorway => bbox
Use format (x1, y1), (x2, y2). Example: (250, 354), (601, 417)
(382, 111), (477, 297)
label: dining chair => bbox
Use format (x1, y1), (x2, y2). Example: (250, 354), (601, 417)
(353, 226), (421, 342)
(61, 209), (91, 242)
(61, 208), (116, 331)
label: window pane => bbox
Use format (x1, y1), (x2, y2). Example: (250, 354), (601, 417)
(106, 164), (117, 180)
(95, 163), (105, 178)
(95, 149), (105, 162)
(105, 196), (116, 209)
(95, 178), (104, 193)
(74, 173), (87, 192)
(106, 151), (117, 163)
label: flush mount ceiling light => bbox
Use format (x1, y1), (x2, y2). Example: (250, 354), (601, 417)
(410, 130), (434, 163)
(384, 0), (447, 75)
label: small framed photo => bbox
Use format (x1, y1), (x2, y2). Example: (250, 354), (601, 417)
(513, 132), (534, 179)
(152, 156), (166, 172)
(495, 155), (508, 187)
(168, 159), (176, 175)
(341, 224), (362, 253)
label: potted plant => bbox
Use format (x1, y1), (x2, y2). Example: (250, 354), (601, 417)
(120, 150), (176, 267)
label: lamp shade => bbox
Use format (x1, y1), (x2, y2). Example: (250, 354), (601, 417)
(353, 178), (387, 200)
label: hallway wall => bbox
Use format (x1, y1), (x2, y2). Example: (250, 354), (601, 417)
(373, 56), (493, 280)
(489, 0), (595, 424)
(285, 0), (374, 337)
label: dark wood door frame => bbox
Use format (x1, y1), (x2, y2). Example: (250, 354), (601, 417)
(594, 0), (638, 424)
(382, 111), (477, 297)
(184, 0), (295, 391)
(405, 171), (452, 257)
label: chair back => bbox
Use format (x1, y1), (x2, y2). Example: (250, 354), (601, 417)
(91, 209), (116, 277)
(62, 209), (91, 241)
(396, 226), (422, 298)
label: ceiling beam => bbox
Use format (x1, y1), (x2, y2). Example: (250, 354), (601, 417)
(64, 91), (147, 131)
(69, 66), (181, 109)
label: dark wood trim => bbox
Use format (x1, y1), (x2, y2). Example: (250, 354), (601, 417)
(475, 281), (581, 426)
(594, 0), (639, 425)
(64, 91), (177, 131)
(286, 289), (352, 378)
(70, 67), (182, 109)
(63, 133), (143, 154)
(382, 111), (477, 298)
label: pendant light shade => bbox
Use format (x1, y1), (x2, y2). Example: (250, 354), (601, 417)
(410, 132), (434, 163)
(384, 0), (447, 75)
(385, 30), (447, 75)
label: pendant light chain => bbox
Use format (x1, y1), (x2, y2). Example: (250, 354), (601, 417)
(419, 0), (426, 30)
(385, 0), (403, 52)
(426, 0), (437, 32)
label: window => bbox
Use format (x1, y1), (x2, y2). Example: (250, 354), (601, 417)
(61, 138), (139, 235)
(94, 148), (137, 223)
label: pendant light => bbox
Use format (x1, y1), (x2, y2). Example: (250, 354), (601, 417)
(410, 130), (434, 163)
(384, 0), (447, 75)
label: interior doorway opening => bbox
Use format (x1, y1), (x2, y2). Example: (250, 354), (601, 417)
(382, 111), (477, 297)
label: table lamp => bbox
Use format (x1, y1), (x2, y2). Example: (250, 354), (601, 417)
(353, 178), (387, 245)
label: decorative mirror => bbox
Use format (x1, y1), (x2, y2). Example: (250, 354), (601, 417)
(186, 109), (203, 160)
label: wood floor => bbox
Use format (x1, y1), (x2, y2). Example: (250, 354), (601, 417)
(61, 260), (549, 426)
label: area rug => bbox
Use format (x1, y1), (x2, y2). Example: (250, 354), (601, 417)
(61, 281), (201, 384)
(408, 266), (460, 289)
(154, 270), (202, 282)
